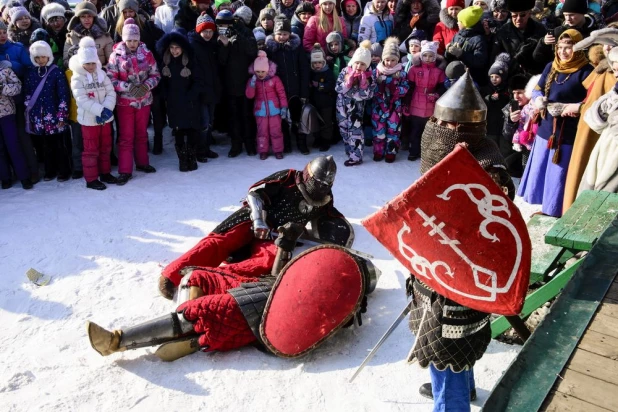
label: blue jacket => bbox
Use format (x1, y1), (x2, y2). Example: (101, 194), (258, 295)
(24, 64), (70, 135)
(0, 40), (34, 78)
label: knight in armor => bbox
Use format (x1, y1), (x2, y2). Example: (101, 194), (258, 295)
(409, 72), (515, 410)
(158, 155), (354, 300)
(86, 223), (379, 361)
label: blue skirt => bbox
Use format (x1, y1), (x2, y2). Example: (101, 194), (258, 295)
(517, 135), (574, 217)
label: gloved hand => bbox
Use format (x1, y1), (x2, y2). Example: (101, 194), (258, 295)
(250, 74), (257, 86)
(95, 115), (105, 125)
(127, 83), (141, 97)
(100, 108), (113, 122)
(513, 143), (522, 152)
(252, 219), (270, 239)
(280, 107), (288, 120)
(274, 222), (305, 252)
(448, 44), (463, 58)
(135, 84), (149, 98)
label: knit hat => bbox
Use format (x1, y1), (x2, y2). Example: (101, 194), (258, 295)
(258, 8), (275, 23)
(74, 1), (98, 17)
(76, 36), (99, 65)
(457, 5), (483, 28)
(118, 0), (139, 13)
(505, 0), (534, 12)
(488, 52), (510, 78)
(319, 0), (336, 4)
(311, 42), (326, 64)
(253, 49), (269, 72)
(253, 27), (266, 42)
(29, 40), (53, 66)
(326, 31), (343, 44)
(214, 0), (230, 9)
(30, 28), (50, 45)
(382, 36), (400, 60)
(370, 42), (383, 57)
(40, 3), (65, 23)
(562, 0), (588, 14)
(122, 18), (140, 41)
(508, 73), (530, 91)
(295, 1), (315, 17)
(446, 0), (465, 8)
(9, 6), (30, 25)
(445, 60), (466, 79)
(420, 40), (438, 57)
(491, 0), (507, 11)
(274, 14), (291, 33)
(215, 9), (234, 24)
(234, 5), (253, 25)
(349, 39), (371, 67)
(196, 11), (215, 33)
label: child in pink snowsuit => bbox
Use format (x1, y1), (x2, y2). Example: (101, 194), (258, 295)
(246, 50), (288, 160)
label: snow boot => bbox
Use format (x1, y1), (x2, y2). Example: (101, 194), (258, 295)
(136, 164), (156, 173)
(228, 141), (243, 158)
(187, 147), (198, 171)
(87, 179), (107, 190)
(116, 173), (132, 186)
(21, 179), (33, 190)
(418, 383), (477, 401)
(176, 145), (189, 172)
(100, 173), (119, 184)
(297, 134), (310, 155)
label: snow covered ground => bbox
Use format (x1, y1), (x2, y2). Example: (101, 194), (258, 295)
(0, 134), (538, 412)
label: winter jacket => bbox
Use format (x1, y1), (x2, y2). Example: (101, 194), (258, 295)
(394, 0), (440, 42)
(480, 83), (510, 136)
(265, 33), (309, 99)
(64, 17), (114, 69)
(246, 60), (287, 117)
(327, 47), (351, 79)
(405, 61), (445, 117)
(44, 24), (69, 67)
(341, 0), (362, 45)
(268, 0), (300, 21)
(0, 41), (34, 78)
(432, 9), (457, 56)
(8, 18), (42, 48)
(110, 16), (165, 62)
(160, 55), (202, 129)
(0, 67), (21, 118)
(291, 15), (306, 43)
(24, 0), (43, 20)
(358, 4), (393, 44)
(69, 55), (116, 126)
(218, 21), (258, 97)
(155, 3), (180, 34)
(491, 18), (546, 76)
(302, 12), (347, 52)
(231, 0), (267, 27)
(373, 64), (409, 120)
(502, 101), (537, 151)
(188, 30), (221, 104)
(106, 42), (161, 108)
(24, 64), (70, 134)
(174, 0), (215, 32)
(309, 65), (336, 108)
(445, 21), (488, 85)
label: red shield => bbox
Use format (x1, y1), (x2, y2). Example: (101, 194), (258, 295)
(260, 246), (364, 357)
(362, 145), (530, 315)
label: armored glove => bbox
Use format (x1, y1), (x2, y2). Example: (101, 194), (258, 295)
(247, 191), (270, 239)
(274, 222), (306, 252)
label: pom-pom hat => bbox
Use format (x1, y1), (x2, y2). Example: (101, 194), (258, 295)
(122, 17), (140, 41)
(350, 39), (372, 67)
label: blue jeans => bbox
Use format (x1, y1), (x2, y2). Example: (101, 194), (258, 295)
(430, 364), (475, 412)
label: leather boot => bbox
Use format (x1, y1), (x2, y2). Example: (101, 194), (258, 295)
(86, 312), (195, 356)
(296, 133), (309, 155)
(175, 145), (189, 172)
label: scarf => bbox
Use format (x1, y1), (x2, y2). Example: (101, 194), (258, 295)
(551, 29), (589, 74)
(377, 62), (402, 76)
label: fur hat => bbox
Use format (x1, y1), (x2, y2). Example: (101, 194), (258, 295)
(445, 60), (466, 79)
(508, 73), (530, 91)
(40, 3), (65, 23)
(311, 43), (326, 64)
(420, 40), (438, 57)
(234, 5), (253, 25)
(273, 14), (291, 33)
(122, 17), (140, 41)
(253, 27), (266, 42)
(196, 11), (215, 33)
(446, 0), (465, 8)
(9, 6), (30, 25)
(457, 5), (483, 28)
(505, 0), (535, 12)
(29, 40), (53, 66)
(215, 9), (234, 24)
(326, 31), (343, 44)
(30, 28), (50, 45)
(382, 36), (400, 60)
(370, 42), (383, 57)
(562, 0), (588, 14)
(349, 39), (371, 67)
(253, 49), (269, 72)
(76, 36), (99, 65)
(74, 1), (97, 17)
(488, 52), (510, 78)
(295, 1), (315, 18)
(156, 28), (192, 77)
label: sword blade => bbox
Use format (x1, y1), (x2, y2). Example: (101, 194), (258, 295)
(349, 300), (412, 383)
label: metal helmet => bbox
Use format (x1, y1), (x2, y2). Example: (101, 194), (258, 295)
(302, 155), (337, 200)
(434, 71), (487, 123)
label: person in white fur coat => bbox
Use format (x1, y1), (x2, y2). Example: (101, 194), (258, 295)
(69, 36), (118, 191)
(579, 48), (618, 195)
(154, 0), (181, 34)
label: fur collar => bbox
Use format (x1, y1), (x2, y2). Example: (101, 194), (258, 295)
(595, 58), (611, 74)
(265, 32), (301, 52)
(439, 8), (457, 30)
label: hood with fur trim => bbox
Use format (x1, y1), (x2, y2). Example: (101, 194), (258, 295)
(411, 52), (447, 69)
(29, 40), (54, 66)
(438, 8), (457, 29)
(248, 57), (277, 78)
(525, 74), (541, 99)
(265, 31), (301, 52)
(68, 53), (104, 79)
(156, 29), (192, 58)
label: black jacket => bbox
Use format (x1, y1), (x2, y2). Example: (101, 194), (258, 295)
(188, 30), (221, 104)
(111, 17), (164, 62)
(309, 66), (336, 108)
(480, 83), (511, 136)
(264, 32), (309, 99)
(218, 21), (258, 97)
(394, 0), (440, 42)
(491, 18), (547, 76)
(174, 0), (215, 32)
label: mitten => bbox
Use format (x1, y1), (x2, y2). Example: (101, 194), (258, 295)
(100, 108), (113, 122)
(127, 83), (140, 97)
(95, 115), (105, 125)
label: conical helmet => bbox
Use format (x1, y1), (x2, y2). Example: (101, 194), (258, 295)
(434, 71), (487, 123)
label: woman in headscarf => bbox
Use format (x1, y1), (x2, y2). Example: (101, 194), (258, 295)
(517, 29), (593, 217)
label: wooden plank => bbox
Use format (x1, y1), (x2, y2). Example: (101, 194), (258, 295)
(565, 348), (618, 385)
(606, 282), (618, 301)
(597, 301), (618, 319)
(572, 194), (618, 251)
(578, 329), (618, 359)
(556, 191), (611, 249)
(588, 313), (618, 339)
(542, 390), (612, 412)
(553, 368), (618, 411)
(545, 191), (609, 249)
(491, 259), (583, 338)
(527, 214), (563, 284)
